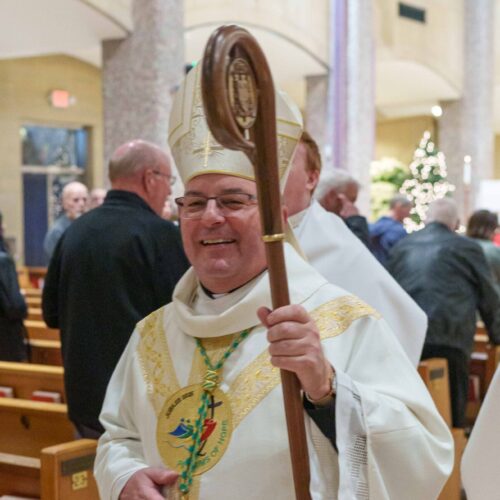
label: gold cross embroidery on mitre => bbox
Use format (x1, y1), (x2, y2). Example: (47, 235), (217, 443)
(193, 132), (224, 168)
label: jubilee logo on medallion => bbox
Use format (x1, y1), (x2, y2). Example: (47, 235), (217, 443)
(157, 384), (233, 475)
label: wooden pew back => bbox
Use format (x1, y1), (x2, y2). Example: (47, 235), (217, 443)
(0, 361), (64, 401)
(26, 319), (60, 341)
(29, 338), (63, 366)
(418, 358), (452, 427)
(42, 439), (98, 499)
(0, 440), (98, 499)
(0, 452), (40, 498)
(0, 398), (74, 457)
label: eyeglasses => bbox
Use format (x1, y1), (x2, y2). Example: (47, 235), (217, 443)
(152, 170), (176, 186)
(175, 193), (257, 219)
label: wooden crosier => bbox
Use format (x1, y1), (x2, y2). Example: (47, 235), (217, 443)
(201, 25), (311, 500)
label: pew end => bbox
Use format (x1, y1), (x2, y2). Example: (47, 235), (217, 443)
(41, 439), (98, 499)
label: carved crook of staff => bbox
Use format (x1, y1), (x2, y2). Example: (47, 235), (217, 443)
(201, 25), (311, 500)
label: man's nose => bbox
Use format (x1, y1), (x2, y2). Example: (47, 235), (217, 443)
(200, 199), (224, 224)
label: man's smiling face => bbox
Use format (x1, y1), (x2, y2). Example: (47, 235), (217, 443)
(180, 174), (267, 293)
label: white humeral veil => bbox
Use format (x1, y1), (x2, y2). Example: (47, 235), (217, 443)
(461, 365), (500, 499)
(95, 245), (452, 500)
(290, 201), (427, 366)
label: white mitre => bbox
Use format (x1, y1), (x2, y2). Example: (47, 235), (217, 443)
(168, 62), (303, 185)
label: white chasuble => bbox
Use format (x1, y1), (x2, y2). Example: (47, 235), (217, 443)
(290, 201), (427, 367)
(461, 365), (500, 499)
(95, 245), (453, 500)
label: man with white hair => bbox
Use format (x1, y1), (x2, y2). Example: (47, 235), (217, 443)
(388, 197), (500, 428)
(43, 180), (89, 261)
(314, 169), (370, 248)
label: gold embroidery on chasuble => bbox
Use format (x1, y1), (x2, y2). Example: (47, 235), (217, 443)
(229, 295), (380, 428)
(137, 309), (180, 416)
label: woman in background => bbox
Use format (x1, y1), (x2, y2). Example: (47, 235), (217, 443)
(467, 209), (500, 298)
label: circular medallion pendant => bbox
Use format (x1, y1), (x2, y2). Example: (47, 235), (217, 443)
(156, 384), (233, 475)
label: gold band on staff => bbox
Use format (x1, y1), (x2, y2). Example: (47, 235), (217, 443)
(262, 233), (285, 243)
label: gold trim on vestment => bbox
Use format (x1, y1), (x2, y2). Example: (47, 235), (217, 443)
(137, 307), (180, 415)
(228, 295), (379, 427)
(139, 295), (379, 425)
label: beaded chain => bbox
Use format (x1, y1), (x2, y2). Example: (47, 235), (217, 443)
(178, 328), (251, 496)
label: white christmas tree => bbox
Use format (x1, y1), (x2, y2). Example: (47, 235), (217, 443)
(400, 131), (455, 231)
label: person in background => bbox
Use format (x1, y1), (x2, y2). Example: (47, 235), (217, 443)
(314, 169), (371, 248)
(370, 194), (412, 266)
(284, 131), (427, 366)
(388, 198), (500, 428)
(0, 211), (27, 361)
(89, 188), (108, 210)
(42, 140), (190, 438)
(43, 181), (89, 261)
(467, 209), (500, 298)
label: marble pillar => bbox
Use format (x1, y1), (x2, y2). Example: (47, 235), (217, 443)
(102, 0), (184, 176)
(345, 0), (375, 213)
(306, 0), (375, 213)
(305, 75), (328, 160)
(439, 0), (495, 222)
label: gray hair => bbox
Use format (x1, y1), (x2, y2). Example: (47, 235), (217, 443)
(314, 168), (360, 201)
(389, 194), (412, 209)
(108, 140), (171, 182)
(426, 198), (458, 230)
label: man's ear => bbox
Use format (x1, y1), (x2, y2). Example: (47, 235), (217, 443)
(307, 169), (320, 193)
(282, 204), (289, 224)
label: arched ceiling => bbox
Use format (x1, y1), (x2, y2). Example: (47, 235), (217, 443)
(0, 0), (127, 67)
(1, 0), (500, 130)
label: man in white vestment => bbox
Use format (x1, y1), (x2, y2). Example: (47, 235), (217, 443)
(283, 132), (427, 366)
(95, 65), (453, 500)
(461, 365), (500, 499)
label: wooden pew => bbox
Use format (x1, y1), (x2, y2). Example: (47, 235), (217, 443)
(28, 307), (44, 321)
(26, 295), (42, 307)
(467, 332), (500, 421)
(41, 439), (98, 499)
(0, 361), (64, 401)
(25, 319), (60, 341)
(29, 339), (63, 366)
(0, 452), (40, 498)
(0, 398), (74, 457)
(23, 287), (43, 298)
(418, 358), (452, 427)
(0, 439), (98, 499)
(418, 358), (464, 500)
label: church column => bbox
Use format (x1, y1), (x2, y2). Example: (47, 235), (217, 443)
(102, 0), (184, 174)
(344, 0), (375, 213)
(305, 74), (328, 158)
(439, 0), (495, 222)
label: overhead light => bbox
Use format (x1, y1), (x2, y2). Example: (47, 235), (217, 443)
(431, 105), (442, 117)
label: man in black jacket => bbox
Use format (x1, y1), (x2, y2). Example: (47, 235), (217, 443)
(388, 198), (500, 427)
(42, 140), (190, 438)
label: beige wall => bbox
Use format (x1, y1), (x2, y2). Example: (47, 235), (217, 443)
(375, 115), (436, 164)
(0, 55), (102, 263)
(494, 136), (500, 179)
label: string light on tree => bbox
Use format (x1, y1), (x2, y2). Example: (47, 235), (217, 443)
(400, 131), (455, 231)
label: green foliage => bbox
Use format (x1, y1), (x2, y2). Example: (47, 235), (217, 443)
(370, 158), (410, 221)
